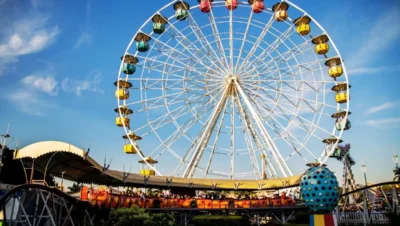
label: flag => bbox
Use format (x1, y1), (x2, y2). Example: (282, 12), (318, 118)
(310, 214), (338, 226)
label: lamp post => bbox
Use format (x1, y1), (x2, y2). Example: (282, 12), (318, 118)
(393, 154), (398, 168)
(60, 171), (66, 192)
(361, 164), (369, 226)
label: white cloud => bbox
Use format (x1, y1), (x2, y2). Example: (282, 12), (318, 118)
(61, 71), (103, 96)
(0, 16), (59, 75)
(21, 74), (59, 96)
(367, 118), (400, 129)
(74, 0), (92, 49)
(74, 32), (92, 49)
(365, 102), (399, 115)
(0, 56), (17, 76)
(347, 8), (400, 74)
(8, 89), (54, 116)
(347, 65), (400, 76)
(0, 18), (59, 57)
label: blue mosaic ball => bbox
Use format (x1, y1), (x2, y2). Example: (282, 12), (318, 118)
(300, 165), (339, 213)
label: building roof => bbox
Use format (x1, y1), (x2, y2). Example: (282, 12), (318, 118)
(14, 141), (302, 190)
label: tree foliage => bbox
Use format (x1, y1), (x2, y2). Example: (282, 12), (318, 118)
(67, 183), (80, 194)
(106, 207), (174, 226)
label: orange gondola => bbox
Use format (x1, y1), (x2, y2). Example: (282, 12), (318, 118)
(182, 199), (192, 208)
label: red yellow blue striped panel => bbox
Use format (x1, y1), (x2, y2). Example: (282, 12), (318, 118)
(310, 214), (337, 226)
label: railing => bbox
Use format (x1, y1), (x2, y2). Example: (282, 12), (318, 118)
(336, 212), (390, 225)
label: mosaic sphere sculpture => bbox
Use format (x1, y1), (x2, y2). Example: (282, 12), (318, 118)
(300, 164), (340, 213)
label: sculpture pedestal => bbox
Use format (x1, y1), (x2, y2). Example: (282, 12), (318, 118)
(310, 214), (337, 226)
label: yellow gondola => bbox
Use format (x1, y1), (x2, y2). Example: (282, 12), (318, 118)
(115, 106), (132, 128)
(114, 80), (132, 100)
(139, 157), (158, 176)
(293, 16), (311, 36)
(272, 2), (289, 22)
(325, 57), (343, 79)
(311, 34), (329, 55)
(332, 83), (351, 104)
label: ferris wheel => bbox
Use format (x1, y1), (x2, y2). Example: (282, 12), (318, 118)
(115, 0), (351, 180)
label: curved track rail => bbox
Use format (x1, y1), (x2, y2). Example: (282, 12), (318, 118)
(0, 184), (97, 226)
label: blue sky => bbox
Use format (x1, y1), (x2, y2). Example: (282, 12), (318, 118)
(0, 0), (399, 185)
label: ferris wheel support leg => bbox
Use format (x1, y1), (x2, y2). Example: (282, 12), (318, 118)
(233, 79), (293, 177)
(183, 85), (231, 178)
(235, 95), (273, 179)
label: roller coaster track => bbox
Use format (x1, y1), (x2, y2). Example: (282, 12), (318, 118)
(0, 184), (97, 226)
(340, 181), (400, 197)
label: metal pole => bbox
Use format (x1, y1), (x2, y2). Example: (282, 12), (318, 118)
(363, 170), (369, 226)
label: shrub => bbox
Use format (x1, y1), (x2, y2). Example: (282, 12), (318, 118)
(106, 207), (175, 226)
(192, 215), (250, 226)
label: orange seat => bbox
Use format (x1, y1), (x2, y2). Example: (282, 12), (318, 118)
(196, 199), (205, 209)
(182, 199), (192, 208)
(204, 200), (212, 209)
(160, 199), (168, 208)
(234, 200), (243, 208)
(212, 200), (220, 209)
(242, 200), (250, 208)
(272, 198), (281, 207)
(259, 199), (267, 208)
(220, 200), (229, 209)
(145, 199), (154, 208)
(130, 197), (140, 207)
(110, 195), (119, 208)
(250, 200), (259, 208)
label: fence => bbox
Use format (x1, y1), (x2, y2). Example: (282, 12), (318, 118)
(336, 212), (390, 225)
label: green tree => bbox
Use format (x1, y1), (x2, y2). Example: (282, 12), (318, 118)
(107, 207), (150, 226)
(106, 207), (175, 226)
(67, 183), (80, 194)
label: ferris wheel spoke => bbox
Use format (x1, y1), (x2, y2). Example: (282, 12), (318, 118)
(184, 8), (228, 72)
(234, 10), (253, 74)
(242, 40), (312, 80)
(229, 8), (234, 74)
(208, 10), (229, 68)
(251, 101), (318, 161)
(253, 95), (333, 143)
(166, 22), (228, 75)
(147, 32), (224, 77)
(245, 41), (314, 79)
(150, 100), (218, 162)
(242, 57), (325, 81)
(183, 84), (231, 178)
(237, 12), (276, 73)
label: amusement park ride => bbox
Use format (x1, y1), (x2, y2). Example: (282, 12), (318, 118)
(0, 0), (399, 226)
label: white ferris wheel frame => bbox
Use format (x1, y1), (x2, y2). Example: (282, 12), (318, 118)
(116, 0), (350, 179)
